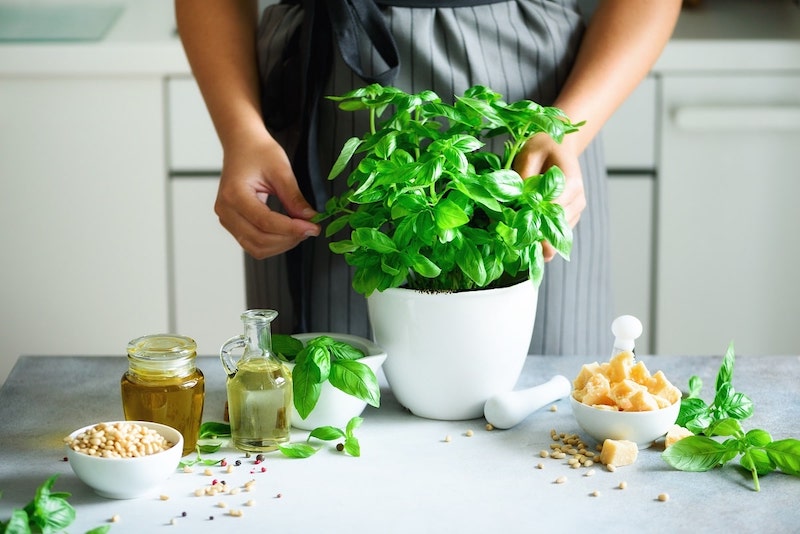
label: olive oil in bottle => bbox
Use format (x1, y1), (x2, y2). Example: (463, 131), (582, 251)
(220, 310), (292, 452)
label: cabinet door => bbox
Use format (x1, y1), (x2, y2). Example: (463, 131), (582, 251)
(0, 78), (169, 384)
(170, 177), (245, 356)
(608, 175), (655, 354)
(657, 75), (800, 355)
(167, 77), (222, 172)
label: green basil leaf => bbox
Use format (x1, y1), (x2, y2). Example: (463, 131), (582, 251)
(5, 510), (31, 534)
(292, 360), (323, 420)
(352, 227), (397, 254)
(725, 392), (754, 420)
(677, 397), (709, 428)
(271, 334), (304, 360)
(741, 448), (774, 476)
(278, 443), (318, 459)
(329, 360), (381, 408)
(765, 438), (800, 476)
(198, 421), (231, 440)
(346, 416), (364, 437)
(661, 436), (732, 471)
(197, 443), (223, 454)
(307, 345), (331, 382)
(327, 137), (362, 180)
(433, 198), (470, 230)
(481, 170), (524, 201)
(745, 428), (772, 447)
(687, 375), (703, 398)
(715, 341), (736, 392)
(344, 436), (361, 457)
(410, 253), (442, 278)
(456, 239), (487, 287)
(707, 418), (744, 438)
(309, 426), (347, 441)
(328, 341), (365, 361)
(85, 527), (112, 534)
(329, 239), (358, 254)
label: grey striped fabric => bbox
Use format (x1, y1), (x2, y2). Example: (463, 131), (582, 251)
(247, 0), (613, 356)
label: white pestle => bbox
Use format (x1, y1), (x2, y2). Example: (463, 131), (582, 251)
(483, 375), (572, 429)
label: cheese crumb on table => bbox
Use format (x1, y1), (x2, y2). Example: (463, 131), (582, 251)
(599, 439), (639, 467)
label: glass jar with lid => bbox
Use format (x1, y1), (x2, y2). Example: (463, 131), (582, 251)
(121, 334), (204, 456)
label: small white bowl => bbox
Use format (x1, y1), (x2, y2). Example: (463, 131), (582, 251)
(65, 421), (183, 499)
(285, 333), (387, 431)
(570, 395), (680, 449)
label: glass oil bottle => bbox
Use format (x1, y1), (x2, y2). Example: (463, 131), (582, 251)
(220, 309), (292, 452)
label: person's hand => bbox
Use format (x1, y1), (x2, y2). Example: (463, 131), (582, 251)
(513, 133), (586, 262)
(214, 133), (320, 259)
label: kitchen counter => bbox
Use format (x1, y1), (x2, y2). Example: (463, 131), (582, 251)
(0, 0), (798, 76)
(0, 354), (798, 533)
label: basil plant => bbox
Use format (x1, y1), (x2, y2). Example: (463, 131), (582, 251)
(313, 84), (581, 296)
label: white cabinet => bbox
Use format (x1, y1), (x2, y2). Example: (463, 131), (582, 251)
(657, 74), (800, 355)
(167, 76), (223, 172)
(0, 77), (169, 382)
(169, 177), (246, 356)
(604, 78), (657, 353)
(607, 176), (655, 354)
(166, 76), (245, 355)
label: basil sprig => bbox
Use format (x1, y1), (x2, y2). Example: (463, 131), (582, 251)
(662, 342), (800, 491)
(0, 475), (109, 534)
(273, 334), (381, 420)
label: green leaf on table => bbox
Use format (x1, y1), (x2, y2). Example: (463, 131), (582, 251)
(278, 442), (318, 459)
(308, 426), (346, 442)
(661, 436), (732, 471)
(765, 439), (800, 476)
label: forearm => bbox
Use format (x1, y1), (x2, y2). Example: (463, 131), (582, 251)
(554, 0), (682, 152)
(175, 0), (265, 150)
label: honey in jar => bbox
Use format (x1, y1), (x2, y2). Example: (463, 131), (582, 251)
(121, 334), (204, 456)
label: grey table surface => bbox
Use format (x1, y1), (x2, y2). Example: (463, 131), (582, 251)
(0, 353), (798, 533)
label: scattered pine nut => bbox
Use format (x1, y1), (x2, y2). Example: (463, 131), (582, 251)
(539, 450), (549, 458)
(584, 469), (596, 477)
(217, 502), (227, 508)
(658, 493), (670, 502)
(228, 509), (243, 517)
(606, 464), (616, 472)
(590, 490), (600, 497)
(245, 499), (256, 507)
(465, 429), (474, 437)
(110, 515), (120, 523)
(554, 476), (567, 484)
(536, 463), (544, 469)
(618, 481), (628, 490)
(204, 468), (213, 476)
(443, 435), (452, 443)
(549, 405), (558, 412)
(485, 423), (494, 431)
(194, 489), (204, 497)
(170, 518), (178, 526)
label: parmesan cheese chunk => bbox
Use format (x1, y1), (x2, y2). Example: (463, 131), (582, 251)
(599, 439), (639, 467)
(664, 424), (694, 448)
(572, 351), (681, 411)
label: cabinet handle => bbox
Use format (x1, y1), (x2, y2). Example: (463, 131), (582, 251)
(673, 106), (800, 132)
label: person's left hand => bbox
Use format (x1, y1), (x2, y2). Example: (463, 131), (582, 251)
(513, 133), (586, 262)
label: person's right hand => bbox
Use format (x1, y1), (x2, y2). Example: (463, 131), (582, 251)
(214, 133), (320, 259)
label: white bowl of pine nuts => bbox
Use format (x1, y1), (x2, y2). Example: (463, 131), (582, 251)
(64, 421), (183, 499)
